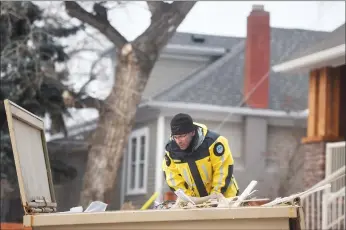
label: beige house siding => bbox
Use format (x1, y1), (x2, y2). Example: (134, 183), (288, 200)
(143, 57), (209, 99)
(122, 119), (158, 208)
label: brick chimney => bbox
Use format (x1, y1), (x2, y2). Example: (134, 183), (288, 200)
(244, 5), (270, 109)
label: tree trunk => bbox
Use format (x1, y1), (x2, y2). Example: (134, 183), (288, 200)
(79, 44), (154, 207)
(65, 1), (197, 208)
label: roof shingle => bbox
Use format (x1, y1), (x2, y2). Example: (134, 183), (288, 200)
(154, 28), (329, 111)
(278, 23), (345, 64)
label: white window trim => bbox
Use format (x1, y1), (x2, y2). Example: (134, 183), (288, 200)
(126, 127), (149, 196)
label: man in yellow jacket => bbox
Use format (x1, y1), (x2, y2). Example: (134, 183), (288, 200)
(162, 113), (240, 199)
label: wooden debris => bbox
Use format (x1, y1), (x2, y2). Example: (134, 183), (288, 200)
(262, 184), (331, 207)
(231, 180), (257, 207)
(121, 202), (136, 210)
(152, 181), (334, 211)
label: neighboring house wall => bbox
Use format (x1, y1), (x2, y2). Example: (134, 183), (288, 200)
(109, 48), (211, 101)
(244, 119), (306, 198)
(121, 118), (158, 208)
(52, 150), (88, 211)
(141, 56), (210, 99)
(301, 142), (326, 189)
(266, 125), (306, 197)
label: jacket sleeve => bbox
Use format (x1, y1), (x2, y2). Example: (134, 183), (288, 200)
(209, 136), (235, 195)
(162, 151), (193, 196)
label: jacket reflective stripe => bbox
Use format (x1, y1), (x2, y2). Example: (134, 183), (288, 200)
(182, 168), (191, 187)
(213, 153), (225, 192)
(162, 156), (193, 195)
(201, 164), (209, 181)
(169, 172), (176, 187)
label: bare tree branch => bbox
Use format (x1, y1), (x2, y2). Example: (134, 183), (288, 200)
(61, 87), (104, 110)
(64, 1), (128, 48)
(135, 1), (196, 56)
(147, 2), (168, 17)
(67, 48), (103, 57)
(69, 46), (112, 106)
(74, 96), (104, 110)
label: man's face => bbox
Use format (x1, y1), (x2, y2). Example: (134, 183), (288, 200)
(173, 131), (195, 150)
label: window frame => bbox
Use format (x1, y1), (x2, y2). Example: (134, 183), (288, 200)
(126, 127), (149, 196)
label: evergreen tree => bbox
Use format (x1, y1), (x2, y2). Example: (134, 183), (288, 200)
(0, 1), (82, 196)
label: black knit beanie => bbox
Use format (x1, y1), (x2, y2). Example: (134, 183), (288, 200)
(170, 113), (195, 135)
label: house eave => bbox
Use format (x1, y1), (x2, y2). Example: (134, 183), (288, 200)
(140, 100), (308, 119)
(272, 44), (346, 73)
(163, 44), (227, 56)
(46, 100), (308, 143)
(101, 44), (227, 58)
(158, 53), (211, 62)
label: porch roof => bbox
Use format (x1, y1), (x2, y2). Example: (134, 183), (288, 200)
(272, 23), (345, 73)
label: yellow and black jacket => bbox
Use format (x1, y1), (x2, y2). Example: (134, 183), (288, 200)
(162, 123), (239, 198)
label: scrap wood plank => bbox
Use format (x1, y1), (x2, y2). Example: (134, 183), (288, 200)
(231, 180), (258, 207)
(174, 180), (263, 209)
(262, 184), (331, 207)
(180, 198), (271, 209)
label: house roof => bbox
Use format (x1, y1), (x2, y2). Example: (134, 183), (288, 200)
(277, 23), (345, 65)
(48, 27), (331, 141)
(101, 32), (238, 58)
(272, 23), (345, 72)
(153, 28), (329, 111)
(168, 32), (243, 49)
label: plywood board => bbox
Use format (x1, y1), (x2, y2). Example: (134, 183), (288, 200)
(307, 69), (319, 137)
(303, 66), (344, 143)
(4, 100), (56, 211)
(317, 67), (328, 137)
(330, 67), (340, 137)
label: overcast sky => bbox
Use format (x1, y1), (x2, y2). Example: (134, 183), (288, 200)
(110, 1), (345, 40)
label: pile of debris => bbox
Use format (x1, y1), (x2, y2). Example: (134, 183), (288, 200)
(154, 180), (331, 210)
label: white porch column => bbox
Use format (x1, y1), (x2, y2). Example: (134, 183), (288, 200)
(154, 116), (165, 203)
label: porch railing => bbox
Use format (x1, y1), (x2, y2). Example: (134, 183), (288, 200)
(326, 142), (346, 192)
(301, 141), (345, 230)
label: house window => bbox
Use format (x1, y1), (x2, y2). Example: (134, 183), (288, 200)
(126, 127), (149, 195)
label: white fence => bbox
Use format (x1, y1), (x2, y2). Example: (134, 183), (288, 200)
(301, 141), (345, 230)
(326, 142), (346, 192)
